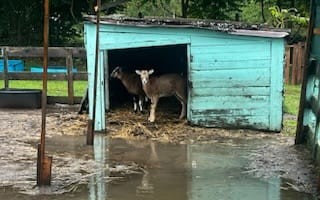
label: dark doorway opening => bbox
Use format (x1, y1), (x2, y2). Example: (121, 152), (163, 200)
(107, 44), (188, 113)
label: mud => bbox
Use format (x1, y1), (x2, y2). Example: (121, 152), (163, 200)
(0, 104), (318, 197)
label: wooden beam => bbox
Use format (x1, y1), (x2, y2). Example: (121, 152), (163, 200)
(3, 47), (86, 58)
(0, 72), (87, 80)
(66, 49), (74, 105)
(47, 96), (82, 104)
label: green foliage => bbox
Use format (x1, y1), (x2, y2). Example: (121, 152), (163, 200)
(187, 0), (243, 20)
(269, 6), (308, 28)
(123, 0), (180, 17)
(0, 0), (89, 46)
(239, 0), (264, 23)
(268, 5), (308, 43)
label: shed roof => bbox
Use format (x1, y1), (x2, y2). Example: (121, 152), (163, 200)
(84, 15), (289, 38)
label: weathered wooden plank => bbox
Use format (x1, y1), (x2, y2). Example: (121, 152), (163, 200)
(4, 47), (86, 58)
(190, 107), (270, 117)
(292, 43), (299, 84)
(192, 51), (271, 63)
(0, 72), (87, 80)
(190, 68), (270, 81)
(190, 86), (270, 97)
(284, 46), (291, 84)
(269, 39), (284, 131)
(191, 59), (270, 70)
(191, 79), (270, 88)
(191, 42), (270, 54)
(190, 35), (270, 46)
(189, 115), (270, 130)
(190, 96), (269, 110)
(99, 31), (191, 49)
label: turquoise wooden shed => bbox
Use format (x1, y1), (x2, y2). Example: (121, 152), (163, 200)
(296, 0), (320, 163)
(83, 15), (288, 132)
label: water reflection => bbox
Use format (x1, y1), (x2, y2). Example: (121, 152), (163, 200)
(88, 134), (108, 200)
(0, 135), (315, 200)
(94, 139), (313, 200)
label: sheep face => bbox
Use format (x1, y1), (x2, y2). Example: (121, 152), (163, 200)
(135, 69), (154, 85)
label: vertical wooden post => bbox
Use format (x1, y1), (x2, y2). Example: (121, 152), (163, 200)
(292, 44), (299, 84)
(37, 0), (52, 186)
(296, 42), (303, 84)
(3, 47), (9, 89)
(66, 49), (74, 105)
(87, 0), (101, 145)
(285, 46), (291, 84)
(295, 0), (315, 144)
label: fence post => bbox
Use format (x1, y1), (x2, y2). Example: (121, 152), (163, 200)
(292, 44), (299, 84)
(66, 49), (74, 105)
(3, 47), (9, 89)
(298, 42), (306, 84)
(285, 46), (291, 84)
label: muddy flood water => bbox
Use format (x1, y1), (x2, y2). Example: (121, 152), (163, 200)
(0, 107), (318, 200)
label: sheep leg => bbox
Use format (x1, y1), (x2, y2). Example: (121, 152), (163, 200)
(175, 93), (187, 119)
(138, 95), (144, 113)
(133, 96), (138, 113)
(148, 97), (158, 122)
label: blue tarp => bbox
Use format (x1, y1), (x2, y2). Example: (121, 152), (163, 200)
(0, 60), (24, 72)
(30, 66), (78, 73)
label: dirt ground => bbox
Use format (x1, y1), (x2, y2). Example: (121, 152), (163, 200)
(0, 104), (318, 196)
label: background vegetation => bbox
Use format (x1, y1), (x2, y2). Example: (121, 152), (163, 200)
(0, 0), (310, 46)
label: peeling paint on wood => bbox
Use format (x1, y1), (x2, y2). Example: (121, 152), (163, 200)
(84, 16), (286, 132)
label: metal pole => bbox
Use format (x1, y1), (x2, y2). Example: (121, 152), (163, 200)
(87, 0), (101, 145)
(37, 0), (52, 185)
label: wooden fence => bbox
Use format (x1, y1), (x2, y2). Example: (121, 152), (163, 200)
(284, 42), (306, 85)
(0, 47), (87, 104)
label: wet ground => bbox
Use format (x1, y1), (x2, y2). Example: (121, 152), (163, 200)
(0, 105), (318, 199)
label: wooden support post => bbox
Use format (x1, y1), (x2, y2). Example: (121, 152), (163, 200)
(87, 0), (101, 145)
(295, 0), (316, 144)
(66, 49), (74, 105)
(37, 0), (52, 186)
(3, 48), (9, 89)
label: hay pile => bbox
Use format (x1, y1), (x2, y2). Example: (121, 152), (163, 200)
(107, 107), (274, 144)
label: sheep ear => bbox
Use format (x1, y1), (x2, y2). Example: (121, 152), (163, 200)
(148, 69), (154, 75)
(135, 70), (141, 75)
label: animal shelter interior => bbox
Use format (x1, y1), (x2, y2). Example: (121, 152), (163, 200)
(106, 44), (189, 112)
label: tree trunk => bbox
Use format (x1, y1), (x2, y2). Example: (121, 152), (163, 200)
(181, 0), (188, 18)
(260, 0), (266, 22)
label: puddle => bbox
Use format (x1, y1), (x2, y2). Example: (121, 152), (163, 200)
(0, 134), (316, 200)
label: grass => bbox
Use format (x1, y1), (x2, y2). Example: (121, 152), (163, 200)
(0, 80), (87, 96)
(283, 84), (301, 136)
(284, 84), (301, 115)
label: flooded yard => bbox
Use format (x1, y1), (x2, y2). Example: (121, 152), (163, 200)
(0, 106), (318, 199)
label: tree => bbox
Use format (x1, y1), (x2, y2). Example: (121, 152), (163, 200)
(123, 0), (242, 20)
